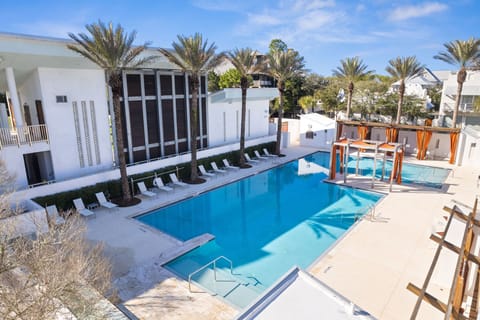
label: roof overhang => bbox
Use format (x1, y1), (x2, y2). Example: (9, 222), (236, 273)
(0, 32), (179, 92)
(444, 85), (480, 96)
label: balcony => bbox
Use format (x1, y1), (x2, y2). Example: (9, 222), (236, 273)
(0, 125), (49, 149)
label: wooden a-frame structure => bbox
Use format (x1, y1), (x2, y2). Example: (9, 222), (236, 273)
(408, 197), (479, 319)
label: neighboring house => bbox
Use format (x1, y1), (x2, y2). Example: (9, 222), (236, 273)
(390, 68), (445, 100)
(213, 55), (275, 88)
(439, 70), (480, 127)
(0, 32), (276, 190)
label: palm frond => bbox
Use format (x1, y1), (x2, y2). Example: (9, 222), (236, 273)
(386, 56), (424, 81)
(67, 20), (153, 73)
(332, 57), (373, 81)
(160, 33), (221, 75)
(434, 38), (480, 68)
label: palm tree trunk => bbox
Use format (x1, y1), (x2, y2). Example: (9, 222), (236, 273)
(239, 77), (247, 166)
(110, 75), (132, 202)
(189, 75), (199, 182)
(396, 81), (405, 124)
(275, 83), (285, 155)
(453, 68), (466, 128)
(346, 81), (354, 119)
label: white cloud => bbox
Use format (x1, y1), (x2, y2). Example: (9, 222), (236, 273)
(247, 13), (283, 26)
(388, 2), (448, 22)
(296, 10), (337, 31)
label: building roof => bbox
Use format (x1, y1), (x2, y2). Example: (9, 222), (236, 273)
(391, 68), (443, 88)
(0, 32), (179, 91)
(236, 267), (375, 320)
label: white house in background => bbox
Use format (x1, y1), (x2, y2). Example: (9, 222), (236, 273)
(0, 32), (276, 191)
(439, 70), (480, 127)
(298, 113), (335, 151)
(390, 68), (446, 100)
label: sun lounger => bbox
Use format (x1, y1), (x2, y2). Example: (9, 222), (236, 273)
(153, 177), (174, 192)
(46, 205), (65, 225)
(263, 148), (278, 158)
(211, 162), (227, 174)
(223, 159), (239, 170)
(169, 173), (188, 187)
(137, 182), (156, 198)
(244, 153), (260, 164)
(199, 165), (215, 178)
(254, 150), (269, 160)
(73, 198), (95, 218)
(95, 192), (118, 210)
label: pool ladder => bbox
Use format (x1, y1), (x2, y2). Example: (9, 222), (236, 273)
(188, 255), (234, 292)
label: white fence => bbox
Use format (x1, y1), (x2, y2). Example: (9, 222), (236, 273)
(0, 125), (49, 149)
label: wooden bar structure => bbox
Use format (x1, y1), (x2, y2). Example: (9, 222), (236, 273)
(336, 120), (461, 164)
(329, 138), (404, 191)
(408, 198), (480, 320)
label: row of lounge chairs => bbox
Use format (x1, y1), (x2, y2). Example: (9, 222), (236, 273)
(45, 149), (279, 220)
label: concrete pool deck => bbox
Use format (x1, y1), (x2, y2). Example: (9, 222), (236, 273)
(84, 147), (479, 319)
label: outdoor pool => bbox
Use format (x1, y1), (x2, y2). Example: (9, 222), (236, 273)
(136, 152), (383, 308)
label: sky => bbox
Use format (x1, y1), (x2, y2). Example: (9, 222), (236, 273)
(1, 0), (478, 75)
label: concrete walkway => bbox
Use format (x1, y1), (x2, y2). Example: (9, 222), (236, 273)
(310, 158), (479, 319)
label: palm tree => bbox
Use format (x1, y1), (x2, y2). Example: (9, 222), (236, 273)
(68, 21), (153, 205)
(434, 38), (480, 128)
(226, 48), (261, 167)
(386, 56), (424, 124)
(332, 57), (373, 119)
(159, 33), (222, 182)
(266, 49), (305, 155)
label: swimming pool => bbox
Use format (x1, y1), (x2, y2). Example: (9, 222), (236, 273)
(136, 152), (383, 308)
(345, 157), (450, 189)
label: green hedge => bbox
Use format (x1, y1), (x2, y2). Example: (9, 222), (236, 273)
(33, 142), (276, 211)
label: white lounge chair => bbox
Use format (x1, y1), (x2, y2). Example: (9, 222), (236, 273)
(153, 177), (173, 192)
(244, 153), (260, 164)
(263, 148), (278, 158)
(254, 150), (269, 160)
(46, 205), (65, 225)
(73, 198), (95, 218)
(211, 162), (227, 174)
(137, 182), (156, 198)
(95, 192), (118, 210)
(223, 159), (239, 170)
(169, 173), (188, 187)
(199, 165), (215, 178)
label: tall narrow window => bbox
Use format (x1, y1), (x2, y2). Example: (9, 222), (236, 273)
(223, 112), (226, 142)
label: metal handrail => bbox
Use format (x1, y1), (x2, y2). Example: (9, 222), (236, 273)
(188, 256), (233, 292)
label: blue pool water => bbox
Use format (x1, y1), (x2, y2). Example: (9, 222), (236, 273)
(137, 152), (383, 308)
(345, 157), (450, 189)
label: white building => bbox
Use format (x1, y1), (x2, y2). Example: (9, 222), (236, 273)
(298, 113), (336, 151)
(390, 68), (446, 100)
(0, 32), (277, 191)
(439, 70), (480, 127)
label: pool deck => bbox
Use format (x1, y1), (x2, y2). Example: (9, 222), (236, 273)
(84, 146), (480, 319)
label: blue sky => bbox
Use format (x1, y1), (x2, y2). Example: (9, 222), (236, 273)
(2, 0), (478, 75)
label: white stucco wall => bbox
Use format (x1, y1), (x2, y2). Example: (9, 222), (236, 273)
(458, 130), (480, 166)
(298, 115), (335, 151)
(37, 67), (113, 181)
(207, 97), (270, 147)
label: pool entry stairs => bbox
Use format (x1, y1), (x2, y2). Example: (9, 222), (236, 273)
(180, 256), (265, 308)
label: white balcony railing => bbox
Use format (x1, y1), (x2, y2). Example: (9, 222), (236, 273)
(0, 125), (49, 149)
